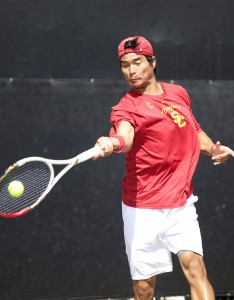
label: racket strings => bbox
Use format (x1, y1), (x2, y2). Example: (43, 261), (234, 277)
(0, 161), (52, 215)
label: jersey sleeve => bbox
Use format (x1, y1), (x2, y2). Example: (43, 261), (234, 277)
(179, 86), (202, 133)
(110, 110), (135, 129)
(110, 106), (139, 131)
(110, 92), (144, 132)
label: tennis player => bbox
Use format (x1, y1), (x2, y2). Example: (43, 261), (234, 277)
(93, 36), (234, 300)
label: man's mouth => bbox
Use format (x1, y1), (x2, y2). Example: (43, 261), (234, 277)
(130, 78), (139, 83)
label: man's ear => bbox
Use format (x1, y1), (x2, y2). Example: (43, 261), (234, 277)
(152, 56), (157, 69)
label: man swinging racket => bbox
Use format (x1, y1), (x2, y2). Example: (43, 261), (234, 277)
(93, 36), (234, 300)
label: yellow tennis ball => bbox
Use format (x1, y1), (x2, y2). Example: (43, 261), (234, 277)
(8, 180), (24, 198)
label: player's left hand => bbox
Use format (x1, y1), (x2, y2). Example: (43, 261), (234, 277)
(211, 141), (234, 165)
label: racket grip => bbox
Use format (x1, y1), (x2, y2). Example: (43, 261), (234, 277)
(77, 146), (101, 164)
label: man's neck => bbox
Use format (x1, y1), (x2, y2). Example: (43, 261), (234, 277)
(132, 81), (164, 96)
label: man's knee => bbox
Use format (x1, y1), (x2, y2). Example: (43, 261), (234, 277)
(180, 252), (207, 281)
(133, 276), (156, 300)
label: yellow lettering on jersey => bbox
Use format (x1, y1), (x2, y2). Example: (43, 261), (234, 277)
(171, 111), (186, 128)
(162, 105), (181, 114)
(146, 102), (154, 109)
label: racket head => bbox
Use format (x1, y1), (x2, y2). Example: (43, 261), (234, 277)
(0, 159), (54, 218)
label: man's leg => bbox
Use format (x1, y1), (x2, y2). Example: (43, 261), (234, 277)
(133, 275), (156, 300)
(179, 251), (215, 300)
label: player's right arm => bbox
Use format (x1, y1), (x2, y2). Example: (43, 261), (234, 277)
(93, 121), (135, 159)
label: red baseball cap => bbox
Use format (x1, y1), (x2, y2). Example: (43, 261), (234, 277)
(118, 36), (154, 59)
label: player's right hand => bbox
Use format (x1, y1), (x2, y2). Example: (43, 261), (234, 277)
(93, 137), (113, 160)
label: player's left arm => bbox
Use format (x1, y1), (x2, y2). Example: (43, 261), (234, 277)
(198, 130), (234, 165)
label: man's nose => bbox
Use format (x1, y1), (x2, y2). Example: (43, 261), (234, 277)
(129, 64), (136, 75)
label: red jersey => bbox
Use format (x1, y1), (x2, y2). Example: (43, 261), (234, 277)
(110, 82), (201, 208)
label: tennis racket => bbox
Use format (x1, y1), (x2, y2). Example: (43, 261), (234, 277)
(0, 146), (100, 218)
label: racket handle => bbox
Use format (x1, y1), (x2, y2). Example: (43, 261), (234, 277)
(76, 146), (101, 164)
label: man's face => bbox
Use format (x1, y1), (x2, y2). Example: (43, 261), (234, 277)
(120, 53), (156, 90)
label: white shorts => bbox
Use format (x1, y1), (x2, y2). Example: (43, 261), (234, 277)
(122, 194), (203, 280)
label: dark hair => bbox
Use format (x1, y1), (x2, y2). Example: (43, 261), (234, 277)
(146, 56), (157, 74)
(124, 37), (139, 50)
(122, 37), (157, 74)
